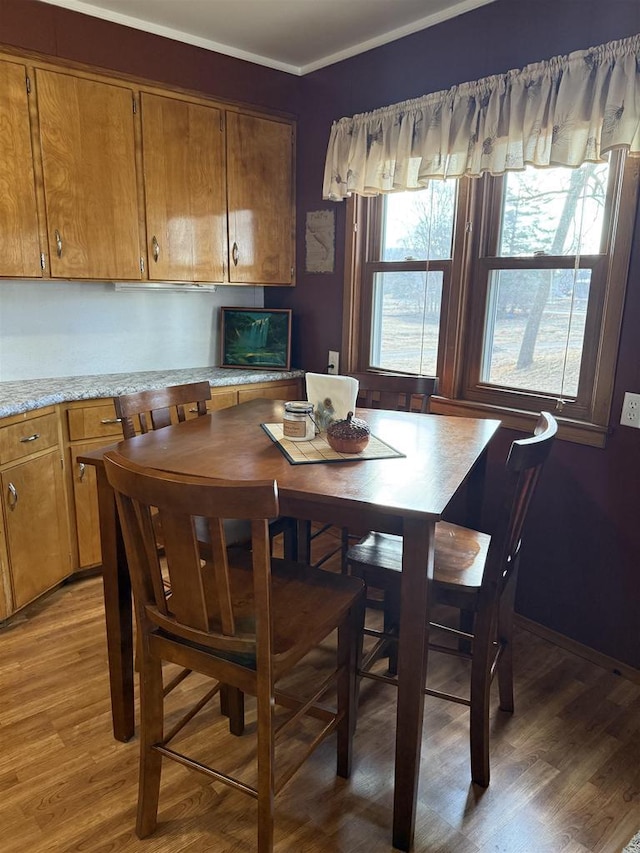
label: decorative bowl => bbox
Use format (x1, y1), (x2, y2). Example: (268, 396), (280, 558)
(326, 411), (370, 453)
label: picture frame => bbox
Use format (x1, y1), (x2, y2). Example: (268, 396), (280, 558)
(220, 307), (292, 370)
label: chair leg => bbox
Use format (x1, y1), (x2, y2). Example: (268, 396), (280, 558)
(296, 520), (312, 563)
(469, 612), (493, 788)
(220, 684), (245, 735)
(340, 527), (350, 573)
(497, 575), (517, 713)
(459, 609), (474, 655)
(256, 682), (276, 853)
(281, 517), (298, 560)
(136, 655), (164, 838)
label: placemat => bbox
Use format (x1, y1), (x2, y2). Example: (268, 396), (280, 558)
(261, 422), (405, 465)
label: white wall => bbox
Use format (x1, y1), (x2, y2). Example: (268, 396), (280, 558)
(0, 280), (264, 381)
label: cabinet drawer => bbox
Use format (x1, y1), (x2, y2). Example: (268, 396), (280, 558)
(0, 412), (59, 464)
(207, 390), (238, 412)
(67, 403), (123, 441)
(238, 381), (301, 404)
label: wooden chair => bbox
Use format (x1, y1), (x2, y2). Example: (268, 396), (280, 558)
(300, 373), (438, 570)
(103, 451), (365, 852)
(349, 371), (438, 414)
(347, 411), (557, 787)
(113, 380), (212, 438)
(114, 381), (295, 554)
(114, 381), (294, 733)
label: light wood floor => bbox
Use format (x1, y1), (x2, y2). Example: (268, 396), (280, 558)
(2, 532), (639, 853)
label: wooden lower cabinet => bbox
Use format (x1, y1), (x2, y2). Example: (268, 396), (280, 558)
(1, 448), (71, 612)
(63, 399), (123, 572)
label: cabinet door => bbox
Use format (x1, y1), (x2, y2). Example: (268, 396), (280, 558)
(141, 93), (226, 282)
(226, 112), (295, 285)
(0, 511), (10, 620)
(36, 69), (141, 280)
(69, 441), (103, 569)
(2, 450), (71, 610)
(0, 59), (41, 278)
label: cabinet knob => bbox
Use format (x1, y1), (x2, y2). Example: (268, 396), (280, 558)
(7, 482), (18, 511)
(78, 462), (86, 482)
(152, 235), (160, 263)
(232, 241), (239, 266)
(54, 229), (63, 258)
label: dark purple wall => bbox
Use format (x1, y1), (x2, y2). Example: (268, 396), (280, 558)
(2, 0), (640, 668)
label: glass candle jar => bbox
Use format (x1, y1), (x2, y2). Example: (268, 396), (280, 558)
(282, 401), (316, 441)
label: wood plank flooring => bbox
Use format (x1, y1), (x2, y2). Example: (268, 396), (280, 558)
(1, 530), (639, 852)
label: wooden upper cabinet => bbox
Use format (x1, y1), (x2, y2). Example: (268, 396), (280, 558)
(0, 48), (296, 286)
(35, 69), (141, 280)
(226, 112), (295, 285)
(0, 59), (42, 278)
(141, 93), (227, 283)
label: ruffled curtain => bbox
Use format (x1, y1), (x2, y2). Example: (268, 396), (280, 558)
(323, 34), (640, 200)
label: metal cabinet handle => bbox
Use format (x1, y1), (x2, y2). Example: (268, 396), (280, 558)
(55, 229), (63, 258)
(232, 241), (239, 266)
(100, 417), (122, 425)
(19, 433), (40, 443)
(152, 235), (160, 263)
(78, 462), (86, 482)
(7, 483), (18, 511)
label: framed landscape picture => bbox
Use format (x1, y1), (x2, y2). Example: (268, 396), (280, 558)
(220, 307), (292, 370)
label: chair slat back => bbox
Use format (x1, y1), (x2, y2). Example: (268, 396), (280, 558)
(347, 373), (438, 413)
(103, 451), (278, 658)
(486, 412), (557, 593)
(114, 381), (212, 439)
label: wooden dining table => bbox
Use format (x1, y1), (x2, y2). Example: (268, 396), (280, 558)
(80, 397), (500, 852)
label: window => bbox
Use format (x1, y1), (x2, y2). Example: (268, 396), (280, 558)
(346, 150), (639, 446)
(366, 183), (456, 376)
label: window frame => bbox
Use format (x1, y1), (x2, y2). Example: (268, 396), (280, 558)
(342, 151), (640, 447)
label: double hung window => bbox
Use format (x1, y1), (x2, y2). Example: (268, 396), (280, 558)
(350, 150), (638, 445)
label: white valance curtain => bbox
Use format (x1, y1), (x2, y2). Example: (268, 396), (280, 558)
(323, 34), (640, 200)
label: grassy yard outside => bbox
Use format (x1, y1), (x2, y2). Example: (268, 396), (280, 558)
(375, 296), (586, 395)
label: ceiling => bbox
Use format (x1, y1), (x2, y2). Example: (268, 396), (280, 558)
(38, 0), (497, 76)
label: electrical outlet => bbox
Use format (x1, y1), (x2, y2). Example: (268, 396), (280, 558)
(327, 350), (340, 374)
(620, 392), (640, 428)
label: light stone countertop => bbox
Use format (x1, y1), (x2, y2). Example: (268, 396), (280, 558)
(0, 367), (305, 419)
